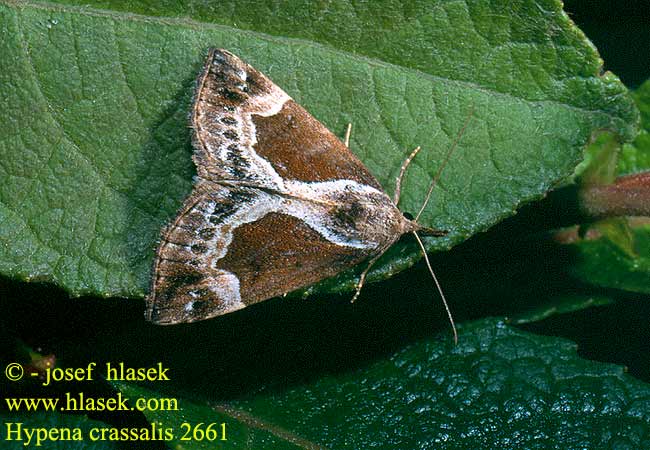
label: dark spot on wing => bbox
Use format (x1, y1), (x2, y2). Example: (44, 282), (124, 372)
(209, 67), (226, 81)
(223, 129), (239, 140)
(229, 189), (257, 204)
(225, 144), (249, 177)
(198, 228), (216, 240)
(191, 243), (208, 254)
(208, 189), (257, 225)
(245, 70), (261, 92)
(209, 202), (236, 225)
(188, 299), (208, 315)
(220, 88), (244, 103)
(165, 271), (203, 287)
(333, 201), (364, 230)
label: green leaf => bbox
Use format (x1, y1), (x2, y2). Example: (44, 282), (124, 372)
(620, 79), (650, 175)
(117, 383), (310, 449)
(577, 79), (649, 183)
(0, 0), (638, 297)
(116, 318), (650, 449)
(555, 218), (650, 294)
(558, 79), (650, 294)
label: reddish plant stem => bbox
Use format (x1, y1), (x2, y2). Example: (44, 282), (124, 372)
(580, 172), (650, 218)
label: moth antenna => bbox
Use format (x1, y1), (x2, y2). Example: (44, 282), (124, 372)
(351, 250), (386, 303)
(394, 146), (422, 205)
(412, 231), (458, 345)
(415, 108), (475, 222)
(344, 123), (352, 148)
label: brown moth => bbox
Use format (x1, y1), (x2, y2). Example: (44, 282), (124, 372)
(146, 49), (456, 336)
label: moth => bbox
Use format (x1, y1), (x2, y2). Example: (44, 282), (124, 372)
(146, 49), (461, 339)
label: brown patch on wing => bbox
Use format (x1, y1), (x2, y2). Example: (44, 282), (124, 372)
(217, 212), (369, 306)
(252, 100), (382, 188)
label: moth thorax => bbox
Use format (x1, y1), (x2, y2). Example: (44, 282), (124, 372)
(331, 191), (407, 246)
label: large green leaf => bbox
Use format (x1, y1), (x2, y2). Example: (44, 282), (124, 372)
(117, 318), (650, 449)
(0, 0), (637, 297)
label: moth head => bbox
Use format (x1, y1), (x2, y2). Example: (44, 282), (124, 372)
(412, 224), (448, 238)
(397, 211), (446, 237)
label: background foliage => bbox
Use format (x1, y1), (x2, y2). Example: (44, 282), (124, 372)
(1, 1), (649, 449)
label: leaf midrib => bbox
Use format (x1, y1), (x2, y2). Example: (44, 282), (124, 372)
(212, 403), (329, 450)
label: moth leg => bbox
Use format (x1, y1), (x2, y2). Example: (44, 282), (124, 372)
(344, 123), (352, 148)
(393, 146), (422, 205)
(351, 250), (386, 303)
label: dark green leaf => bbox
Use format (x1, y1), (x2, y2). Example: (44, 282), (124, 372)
(116, 318), (650, 449)
(576, 80), (649, 184)
(560, 79), (650, 294)
(620, 80), (650, 175)
(556, 218), (650, 294)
